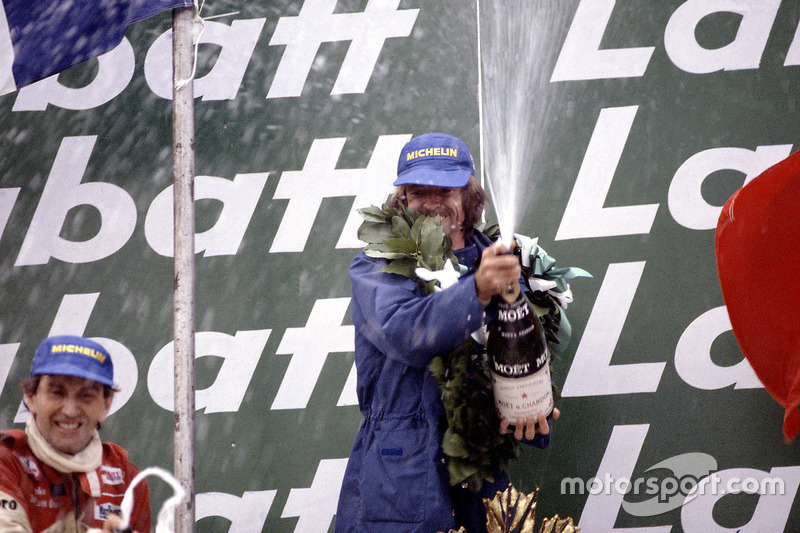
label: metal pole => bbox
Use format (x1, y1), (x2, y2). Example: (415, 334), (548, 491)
(172, 6), (195, 533)
(476, 0), (485, 191)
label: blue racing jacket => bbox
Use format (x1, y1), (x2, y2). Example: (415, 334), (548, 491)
(335, 230), (550, 533)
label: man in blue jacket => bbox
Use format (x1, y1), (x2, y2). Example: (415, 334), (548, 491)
(335, 133), (558, 533)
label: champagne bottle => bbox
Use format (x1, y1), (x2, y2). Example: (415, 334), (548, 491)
(487, 280), (554, 424)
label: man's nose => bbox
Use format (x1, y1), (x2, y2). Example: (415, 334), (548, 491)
(61, 397), (81, 416)
(422, 193), (440, 209)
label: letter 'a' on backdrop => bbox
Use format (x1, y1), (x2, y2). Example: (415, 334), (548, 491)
(715, 149), (800, 442)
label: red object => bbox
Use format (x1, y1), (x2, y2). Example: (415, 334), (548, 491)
(715, 149), (800, 442)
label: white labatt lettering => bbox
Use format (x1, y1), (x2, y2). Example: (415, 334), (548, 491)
(556, 106), (791, 240)
(15, 136), (137, 266)
(674, 306), (762, 390)
(2, 135), (407, 263)
(551, 0), (654, 81)
(5, 138), (270, 264)
(148, 330), (271, 413)
(13, 38), (135, 111)
(337, 362), (358, 407)
(266, 0), (419, 98)
(145, 19), (266, 101)
(0, 5), (12, 92)
(272, 298), (354, 410)
(0, 343), (19, 401)
(145, 173), (270, 257)
(665, 0), (781, 74)
(557, 264), (768, 397)
(8, 2), (800, 111)
(561, 262), (665, 397)
(552, 0), (797, 81)
(579, 425), (800, 531)
(281, 458), (349, 533)
(11, 2), (420, 111)
(196, 490), (275, 531)
(1, 296), (355, 418)
(668, 145), (792, 231)
(577, 425), (666, 532)
(787, 18), (800, 65)
(0, 188), (19, 243)
(13, 19), (265, 109)
(269, 135), (410, 253)
(555, 106), (659, 241)
(12, 293), (138, 422)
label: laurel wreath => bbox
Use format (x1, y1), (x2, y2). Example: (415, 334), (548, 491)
(357, 203), (589, 491)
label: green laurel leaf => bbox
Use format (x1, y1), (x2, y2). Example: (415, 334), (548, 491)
(357, 220), (395, 244)
(382, 258), (416, 278)
(391, 214), (412, 238)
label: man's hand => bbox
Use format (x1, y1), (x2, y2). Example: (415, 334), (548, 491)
(500, 408), (561, 441)
(102, 514), (133, 533)
(474, 241), (522, 302)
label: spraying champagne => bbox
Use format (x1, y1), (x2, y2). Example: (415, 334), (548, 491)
(486, 275), (554, 425)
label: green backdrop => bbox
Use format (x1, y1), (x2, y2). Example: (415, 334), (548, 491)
(2, 1), (800, 531)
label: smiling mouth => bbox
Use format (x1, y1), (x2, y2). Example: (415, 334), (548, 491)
(423, 209), (451, 220)
(56, 421), (80, 430)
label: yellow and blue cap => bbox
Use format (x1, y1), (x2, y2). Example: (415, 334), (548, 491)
(395, 133), (475, 188)
(31, 335), (114, 387)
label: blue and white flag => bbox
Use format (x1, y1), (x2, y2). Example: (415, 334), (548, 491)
(0, 0), (193, 96)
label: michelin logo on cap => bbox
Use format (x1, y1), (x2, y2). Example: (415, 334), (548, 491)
(405, 147), (459, 161)
(50, 343), (107, 363)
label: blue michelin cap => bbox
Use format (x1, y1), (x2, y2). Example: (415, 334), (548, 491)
(394, 133), (475, 188)
(31, 335), (114, 387)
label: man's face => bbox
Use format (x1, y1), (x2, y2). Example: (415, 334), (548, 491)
(405, 185), (467, 248)
(25, 375), (112, 455)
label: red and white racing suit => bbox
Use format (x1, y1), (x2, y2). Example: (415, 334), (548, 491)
(0, 420), (150, 533)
